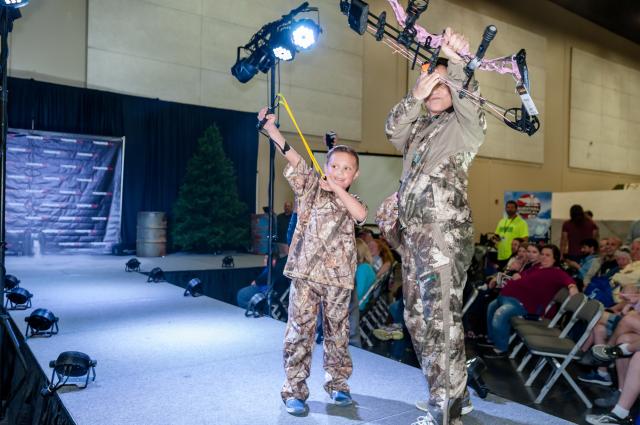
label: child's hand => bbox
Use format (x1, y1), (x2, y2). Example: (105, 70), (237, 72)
(258, 107), (277, 133)
(319, 175), (340, 192)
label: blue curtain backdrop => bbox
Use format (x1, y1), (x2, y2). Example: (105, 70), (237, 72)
(6, 77), (259, 248)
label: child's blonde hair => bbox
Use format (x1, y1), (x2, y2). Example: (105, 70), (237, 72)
(356, 238), (372, 265)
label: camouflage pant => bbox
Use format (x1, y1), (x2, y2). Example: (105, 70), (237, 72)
(401, 222), (473, 425)
(281, 278), (352, 401)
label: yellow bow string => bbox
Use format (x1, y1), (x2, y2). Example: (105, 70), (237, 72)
(276, 93), (325, 178)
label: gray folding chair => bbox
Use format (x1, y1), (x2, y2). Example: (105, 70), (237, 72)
(520, 299), (603, 408)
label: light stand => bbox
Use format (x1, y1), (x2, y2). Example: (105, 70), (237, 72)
(0, 5), (29, 421)
(232, 2), (321, 318)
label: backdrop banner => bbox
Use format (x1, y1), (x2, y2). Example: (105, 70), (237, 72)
(504, 191), (552, 243)
(6, 129), (124, 254)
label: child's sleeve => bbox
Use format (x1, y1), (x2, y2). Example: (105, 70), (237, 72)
(351, 194), (368, 226)
(283, 158), (318, 198)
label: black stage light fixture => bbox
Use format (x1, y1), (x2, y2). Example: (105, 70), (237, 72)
(271, 27), (296, 61)
(4, 273), (19, 291)
(147, 267), (165, 283)
(25, 308), (59, 339)
(42, 351), (97, 396)
(5, 287), (32, 310)
(125, 258), (141, 272)
(291, 18), (321, 50)
(222, 255), (235, 268)
(2, 0), (29, 8)
(183, 278), (203, 297)
(341, 0), (369, 35)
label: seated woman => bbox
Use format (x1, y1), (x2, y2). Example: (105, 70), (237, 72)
(367, 238), (394, 278)
(355, 238), (377, 310)
(521, 243), (541, 272)
(486, 244), (578, 355)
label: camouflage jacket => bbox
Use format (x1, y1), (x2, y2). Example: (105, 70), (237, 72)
(283, 159), (367, 289)
(385, 61), (486, 228)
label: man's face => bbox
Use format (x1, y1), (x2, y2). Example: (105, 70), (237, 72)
(505, 203), (517, 217)
(324, 151), (359, 190)
(580, 244), (595, 256)
(283, 201), (293, 215)
(425, 65), (453, 114)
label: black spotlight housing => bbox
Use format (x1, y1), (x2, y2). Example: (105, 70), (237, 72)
(5, 287), (32, 310)
(4, 273), (19, 291)
(25, 308), (59, 338)
(183, 278), (203, 297)
(125, 258), (141, 272)
(222, 256), (235, 268)
(147, 267), (165, 283)
(42, 351), (97, 396)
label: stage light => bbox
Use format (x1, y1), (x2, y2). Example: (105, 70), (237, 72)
(291, 19), (321, 50)
(42, 351), (97, 396)
(2, 0), (29, 8)
(147, 267), (165, 283)
(125, 258), (141, 272)
(4, 273), (19, 291)
(183, 278), (203, 297)
(25, 308), (59, 339)
(5, 287), (32, 310)
(231, 57), (258, 84)
(271, 28), (296, 61)
(222, 255), (235, 268)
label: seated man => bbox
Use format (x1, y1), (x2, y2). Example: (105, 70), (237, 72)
(564, 238), (599, 285)
(236, 249), (290, 309)
(584, 237), (621, 287)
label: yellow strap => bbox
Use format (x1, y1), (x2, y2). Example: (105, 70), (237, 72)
(276, 93), (325, 178)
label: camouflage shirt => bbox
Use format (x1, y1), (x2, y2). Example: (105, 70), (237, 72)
(283, 159), (367, 289)
(385, 61), (486, 227)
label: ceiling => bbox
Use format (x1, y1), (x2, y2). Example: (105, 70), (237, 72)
(548, 0), (640, 45)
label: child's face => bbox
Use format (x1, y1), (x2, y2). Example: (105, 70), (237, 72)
(325, 151), (359, 190)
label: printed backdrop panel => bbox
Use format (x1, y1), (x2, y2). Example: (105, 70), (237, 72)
(6, 129), (124, 255)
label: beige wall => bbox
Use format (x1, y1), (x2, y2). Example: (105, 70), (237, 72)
(7, 0), (640, 236)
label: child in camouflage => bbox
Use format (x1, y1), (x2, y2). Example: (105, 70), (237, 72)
(258, 108), (367, 416)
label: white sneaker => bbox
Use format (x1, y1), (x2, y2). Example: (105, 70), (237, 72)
(415, 395), (473, 416)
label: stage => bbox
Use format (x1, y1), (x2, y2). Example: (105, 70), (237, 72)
(4, 254), (576, 425)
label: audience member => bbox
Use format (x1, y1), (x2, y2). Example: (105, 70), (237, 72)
(276, 201), (294, 246)
(564, 238), (599, 288)
(584, 238), (621, 287)
(626, 219), (640, 245)
(561, 204), (599, 261)
(494, 200), (529, 268)
(484, 245), (578, 356)
(355, 239), (377, 309)
(367, 238), (394, 278)
(236, 249), (289, 309)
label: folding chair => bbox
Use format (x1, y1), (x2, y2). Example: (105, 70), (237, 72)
(514, 293), (587, 371)
(508, 287), (572, 358)
(358, 275), (388, 347)
(521, 299), (603, 408)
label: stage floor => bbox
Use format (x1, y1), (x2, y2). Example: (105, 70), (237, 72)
(6, 254), (576, 425)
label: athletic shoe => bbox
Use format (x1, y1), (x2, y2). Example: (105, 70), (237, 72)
(373, 326), (404, 341)
(592, 345), (628, 363)
(577, 370), (613, 386)
(416, 393), (473, 415)
(594, 389), (621, 408)
(284, 398), (307, 416)
(331, 390), (353, 406)
(585, 412), (633, 424)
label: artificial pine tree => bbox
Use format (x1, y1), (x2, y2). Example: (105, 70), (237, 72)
(172, 125), (249, 252)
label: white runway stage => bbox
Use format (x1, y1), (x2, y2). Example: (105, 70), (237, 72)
(6, 255), (576, 425)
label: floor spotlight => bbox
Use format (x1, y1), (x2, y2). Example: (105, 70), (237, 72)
(2, 0), (29, 8)
(183, 278), (203, 297)
(125, 258), (141, 272)
(25, 308), (59, 338)
(42, 351), (97, 396)
(291, 19), (321, 50)
(5, 287), (32, 310)
(147, 267), (165, 283)
(222, 255), (234, 268)
(4, 273), (20, 291)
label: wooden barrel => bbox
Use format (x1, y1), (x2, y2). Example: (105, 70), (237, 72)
(137, 212), (167, 257)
